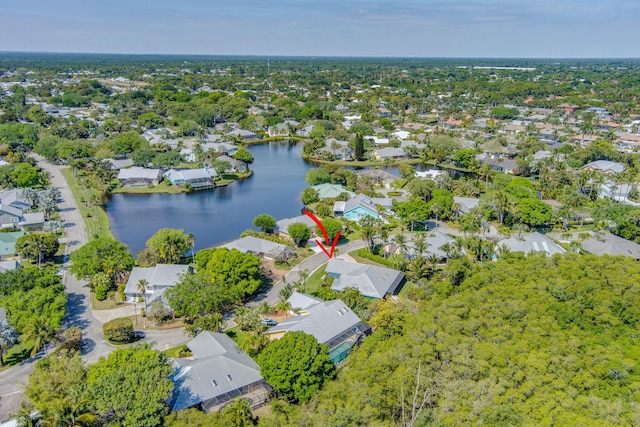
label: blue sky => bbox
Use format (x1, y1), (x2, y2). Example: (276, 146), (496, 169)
(1, 0), (639, 57)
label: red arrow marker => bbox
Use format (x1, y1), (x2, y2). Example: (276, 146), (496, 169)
(303, 210), (340, 259)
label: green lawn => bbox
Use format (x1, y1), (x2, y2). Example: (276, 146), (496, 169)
(112, 180), (189, 194)
(60, 168), (113, 241)
(90, 291), (127, 310)
(302, 265), (329, 294)
(0, 339), (36, 372)
(348, 249), (387, 266)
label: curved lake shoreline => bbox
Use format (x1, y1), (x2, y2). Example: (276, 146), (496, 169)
(106, 141), (405, 254)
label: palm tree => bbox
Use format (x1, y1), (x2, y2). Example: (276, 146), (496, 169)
(137, 279), (149, 308)
(394, 233), (408, 258)
(22, 316), (56, 357)
(0, 323), (17, 366)
(276, 301), (292, 319)
(21, 188), (38, 209)
(40, 398), (97, 427)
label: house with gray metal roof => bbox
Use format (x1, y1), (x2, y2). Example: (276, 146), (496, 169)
(124, 264), (191, 307)
(453, 196), (479, 215)
(583, 160), (625, 175)
(265, 292), (369, 363)
(117, 167), (163, 187)
(333, 194), (379, 221)
(325, 259), (405, 298)
(220, 236), (293, 260)
(497, 232), (565, 256)
(170, 331), (271, 413)
(164, 168), (217, 188)
(275, 215), (317, 241)
(310, 183), (355, 199)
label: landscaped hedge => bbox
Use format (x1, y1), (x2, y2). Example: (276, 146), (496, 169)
(356, 248), (395, 268)
(102, 317), (134, 343)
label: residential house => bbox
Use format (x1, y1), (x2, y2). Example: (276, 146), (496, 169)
(0, 204), (44, 229)
(221, 236), (292, 260)
(179, 148), (196, 163)
(325, 259), (405, 299)
(0, 189), (32, 211)
(333, 194), (379, 221)
(275, 215), (317, 241)
(0, 231), (26, 258)
(228, 129), (261, 141)
(355, 170), (397, 188)
(124, 264), (191, 307)
(103, 158), (134, 170)
(310, 183), (355, 199)
(399, 231), (462, 260)
(164, 168), (217, 189)
(480, 155), (517, 174)
(598, 180), (638, 206)
(267, 122), (291, 137)
(364, 136), (390, 145)
(378, 107), (391, 118)
(415, 170), (445, 180)
(170, 331), (272, 412)
(372, 147), (406, 161)
(580, 232), (640, 260)
(216, 155), (247, 173)
(117, 167), (163, 187)
(201, 142), (238, 156)
(583, 160), (625, 175)
(392, 130), (410, 140)
(264, 292), (370, 363)
(296, 125), (314, 137)
(453, 196), (479, 215)
(497, 232), (565, 256)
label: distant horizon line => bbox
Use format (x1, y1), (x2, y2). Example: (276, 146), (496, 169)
(1, 50), (640, 61)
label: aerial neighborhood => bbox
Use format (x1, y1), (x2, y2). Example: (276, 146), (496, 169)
(1, 55), (640, 426)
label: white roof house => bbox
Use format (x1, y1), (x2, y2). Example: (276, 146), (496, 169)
(220, 236), (292, 260)
(498, 232), (565, 256)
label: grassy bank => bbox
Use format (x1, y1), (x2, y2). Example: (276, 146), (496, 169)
(60, 168), (113, 241)
(112, 180), (189, 194)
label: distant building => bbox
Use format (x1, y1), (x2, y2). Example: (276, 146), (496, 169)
(221, 236), (292, 260)
(333, 194), (379, 221)
(583, 160), (625, 175)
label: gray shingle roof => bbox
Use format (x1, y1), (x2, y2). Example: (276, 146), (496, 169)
(171, 332), (266, 412)
(117, 167), (162, 180)
(275, 215), (317, 234)
(325, 259), (404, 298)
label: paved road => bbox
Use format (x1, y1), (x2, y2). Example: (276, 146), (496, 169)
(251, 239), (367, 306)
(0, 156), (190, 402)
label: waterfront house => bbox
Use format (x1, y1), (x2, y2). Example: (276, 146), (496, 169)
(372, 147), (406, 161)
(216, 155), (247, 173)
(124, 264), (191, 308)
(325, 259), (405, 298)
(201, 142), (239, 157)
(333, 194), (379, 221)
(228, 129), (261, 141)
(264, 292), (370, 363)
(310, 183), (355, 200)
(117, 167), (163, 187)
(164, 168), (217, 189)
(296, 125), (314, 137)
(170, 331), (272, 412)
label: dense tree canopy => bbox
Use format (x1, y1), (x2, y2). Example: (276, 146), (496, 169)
(258, 332), (334, 403)
(69, 238), (134, 282)
(271, 254), (640, 426)
(86, 345), (173, 427)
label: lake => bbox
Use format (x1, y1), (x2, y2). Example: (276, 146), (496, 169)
(106, 142), (402, 254)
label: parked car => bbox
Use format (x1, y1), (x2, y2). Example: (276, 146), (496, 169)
(261, 318), (277, 326)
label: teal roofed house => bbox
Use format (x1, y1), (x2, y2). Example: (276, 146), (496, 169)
(333, 194), (379, 221)
(310, 183), (355, 199)
(0, 231), (27, 258)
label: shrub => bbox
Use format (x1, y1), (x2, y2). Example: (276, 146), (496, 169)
(102, 318), (134, 343)
(95, 282), (109, 301)
(59, 326), (82, 352)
